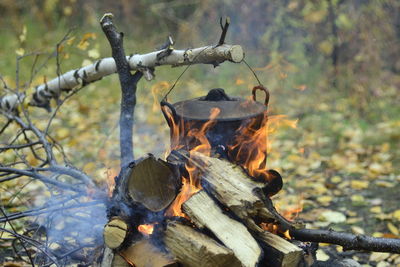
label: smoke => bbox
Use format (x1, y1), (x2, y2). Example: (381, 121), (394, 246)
(35, 193), (108, 262)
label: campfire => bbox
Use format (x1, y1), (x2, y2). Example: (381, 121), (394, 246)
(1, 13), (399, 267)
(102, 87), (306, 267)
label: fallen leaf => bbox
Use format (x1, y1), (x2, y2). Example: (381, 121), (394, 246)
(369, 163), (385, 174)
(351, 226), (365, 235)
(320, 210), (346, 223)
(376, 261), (391, 267)
(370, 252), (391, 262)
(392, 210), (400, 221)
(387, 222), (399, 236)
(370, 206), (382, 214)
(317, 195), (333, 206)
(351, 180), (369, 190)
(316, 249), (330, 261)
(331, 176), (342, 183)
(375, 180), (395, 188)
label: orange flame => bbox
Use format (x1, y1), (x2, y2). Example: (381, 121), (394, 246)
(165, 108), (220, 217)
(137, 224), (154, 235)
(275, 195), (304, 222)
(228, 114), (297, 183)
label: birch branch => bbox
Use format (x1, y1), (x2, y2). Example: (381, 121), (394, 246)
(0, 44), (244, 111)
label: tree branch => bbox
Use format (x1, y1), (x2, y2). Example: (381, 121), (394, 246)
(289, 228), (400, 254)
(100, 13), (143, 167)
(0, 167), (85, 193)
(0, 46), (243, 112)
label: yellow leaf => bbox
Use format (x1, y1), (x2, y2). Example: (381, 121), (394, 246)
(351, 226), (365, 235)
(351, 180), (369, 190)
(331, 176), (342, 183)
(351, 194), (365, 204)
(88, 48), (100, 59)
(370, 206), (382, 214)
(392, 210), (400, 221)
(15, 48), (25, 56)
(373, 232), (383, 238)
(317, 195), (332, 206)
(56, 128), (69, 140)
(370, 252), (390, 262)
(19, 25), (27, 42)
(369, 163), (385, 174)
(66, 36), (76, 45)
(375, 181), (395, 188)
(331, 154), (347, 169)
(387, 222), (399, 236)
(77, 40), (90, 50)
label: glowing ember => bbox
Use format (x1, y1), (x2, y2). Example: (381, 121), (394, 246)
(283, 230), (291, 239)
(165, 108), (220, 217)
(138, 224), (154, 235)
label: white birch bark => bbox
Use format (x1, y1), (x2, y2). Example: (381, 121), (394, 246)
(0, 44), (243, 111)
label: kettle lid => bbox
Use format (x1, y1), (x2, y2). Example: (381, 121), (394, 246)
(173, 88), (266, 121)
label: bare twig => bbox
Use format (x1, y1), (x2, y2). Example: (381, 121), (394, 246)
(0, 207), (35, 266)
(217, 16), (231, 46)
(0, 226), (61, 267)
(0, 167), (85, 192)
(0, 199), (104, 223)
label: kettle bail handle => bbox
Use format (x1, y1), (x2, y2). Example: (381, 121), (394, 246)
(252, 85), (270, 107)
(160, 100), (178, 128)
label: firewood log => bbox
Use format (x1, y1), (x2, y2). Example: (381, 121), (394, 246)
(112, 254), (130, 267)
(126, 155), (180, 212)
(189, 152), (292, 232)
(257, 231), (303, 267)
(101, 247), (115, 267)
(164, 220), (241, 267)
(183, 190), (262, 267)
(103, 217), (129, 249)
(120, 239), (177, 267)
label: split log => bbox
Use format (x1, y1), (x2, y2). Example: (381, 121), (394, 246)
(126, 155), (180, 212)
(100, 247), (115, 267)
(183, 190), (262, 267)
(257, 231), (303, 267)
(120, 239), (177, 267)
(112, 254), (130, 267)
(164, 221), (241, 267)
(103, 217), (129, 249)
(188, 152), (291, 232)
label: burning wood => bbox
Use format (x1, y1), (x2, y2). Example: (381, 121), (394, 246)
(102, 150), (306, 267)
(126, 155), (180, 212)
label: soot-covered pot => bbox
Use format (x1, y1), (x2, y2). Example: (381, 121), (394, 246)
(160, 86), (269, 154)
